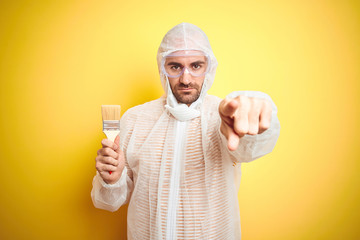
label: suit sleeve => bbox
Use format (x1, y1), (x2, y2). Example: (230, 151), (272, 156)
(91, 167), (133, 212)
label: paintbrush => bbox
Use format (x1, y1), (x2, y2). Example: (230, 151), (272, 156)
(101, 105), (121, 174)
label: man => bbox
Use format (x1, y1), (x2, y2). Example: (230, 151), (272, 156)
(91, 23), (280, 239)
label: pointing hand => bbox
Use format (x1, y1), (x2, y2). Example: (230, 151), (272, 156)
(219, 95), (272, 151)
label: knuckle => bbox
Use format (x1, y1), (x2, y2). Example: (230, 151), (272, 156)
(104, 156), (112, 164)
(95, 162), (101, 170)
(235, 126), (247, 135)
(260, 121), (270, 130)
(237, 97), (250, 110)
(252, 99), (261, 108)
(104, 148), (112, 156)
(238, 95), (248, 103)
(264, 100), (272, 110)
(108, 157), (116, 165)
(111, 157), (118, 166)
(98, 155), (106, 163)
(113, 159), (119, 166)
(248, 128), (258, 135)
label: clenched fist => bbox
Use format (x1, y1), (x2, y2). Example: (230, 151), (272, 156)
(219, 95), (272, 151)
(95, 135), (125, 184)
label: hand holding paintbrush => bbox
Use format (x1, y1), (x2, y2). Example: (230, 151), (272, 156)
(95, 105), (125, 184)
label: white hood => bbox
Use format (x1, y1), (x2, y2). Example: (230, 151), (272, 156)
(156, 23), (218, 121)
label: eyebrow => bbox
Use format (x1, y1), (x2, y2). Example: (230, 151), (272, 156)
(166, 61), (206, 66)
(166, 62), (183, 66)
(190, 61), (206, 65)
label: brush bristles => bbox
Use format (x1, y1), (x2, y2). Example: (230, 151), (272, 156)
(101, 105), (121, 121)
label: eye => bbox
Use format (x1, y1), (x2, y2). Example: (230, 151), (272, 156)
(170, 65), (181, 71)
(167, 63), (183, 72)
(192, 63), (202, 70)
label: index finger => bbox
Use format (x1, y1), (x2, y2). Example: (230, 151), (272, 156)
(219, 98), (239, 118)
(101, 138), (118, 150)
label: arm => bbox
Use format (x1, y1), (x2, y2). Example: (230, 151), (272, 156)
(218, 91), (280, 162)
(91, 111), (135, 212)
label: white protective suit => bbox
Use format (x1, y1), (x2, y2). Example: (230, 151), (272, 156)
(91, 23), (280, 240)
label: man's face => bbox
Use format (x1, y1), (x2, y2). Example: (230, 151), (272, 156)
(164, 51), (208, 106)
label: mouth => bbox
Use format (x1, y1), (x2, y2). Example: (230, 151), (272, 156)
(178, 87), (194, 91)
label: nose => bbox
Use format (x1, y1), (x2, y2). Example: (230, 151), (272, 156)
(179, 68), (192, 85)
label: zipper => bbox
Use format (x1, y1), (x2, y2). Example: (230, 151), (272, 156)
(166, 120), (187, 239)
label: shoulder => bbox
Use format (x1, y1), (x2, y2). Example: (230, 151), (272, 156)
(121, 97), (165, 124)
(204, 94), (222, 103)
(202, 94), (222, 114)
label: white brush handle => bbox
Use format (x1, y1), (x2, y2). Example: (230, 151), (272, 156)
(103, 130), (120, 142)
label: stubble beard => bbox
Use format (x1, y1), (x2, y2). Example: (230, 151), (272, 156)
(172, 83), (202, 105)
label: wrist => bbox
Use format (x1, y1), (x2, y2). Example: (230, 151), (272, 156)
(97, 168), (126, 188)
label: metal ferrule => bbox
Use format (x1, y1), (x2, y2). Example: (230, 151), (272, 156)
(103, 120), (120, 131)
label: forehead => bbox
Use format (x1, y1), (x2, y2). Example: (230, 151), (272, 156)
(167, 50), (205, 56)
(165, 50), (207, 64)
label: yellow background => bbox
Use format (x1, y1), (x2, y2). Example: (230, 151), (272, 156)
(0, 0), (359, 239)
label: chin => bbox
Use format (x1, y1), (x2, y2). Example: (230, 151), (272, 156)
(176, 93), (200, 105)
